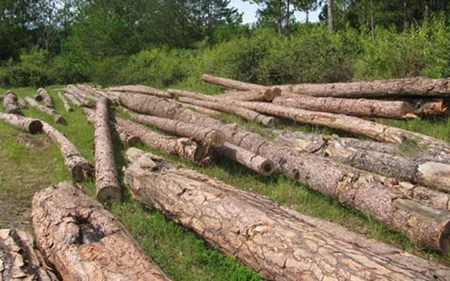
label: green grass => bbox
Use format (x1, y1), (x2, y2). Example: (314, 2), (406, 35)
(1, 85), (450, 280)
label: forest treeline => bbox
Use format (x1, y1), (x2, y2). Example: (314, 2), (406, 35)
(0, 0), (449, 88)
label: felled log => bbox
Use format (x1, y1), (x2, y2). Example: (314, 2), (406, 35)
(3, 91), (22, 115)
(94, 98), (121, 204)
(17, 98), (28, 109)
(24, 97), (66, 124)
(202, 74), (281, 96)
(116, 117), (210, 165)
(32, 181), (171, 281)
(167, 88), (215, 101)
(278, 76), (450, 98)
(64, 85), (97, 107)
(42, 122), (93, 181)
(0, 229), (59, 281)
(407, 98), (450, 116)
(0, 113), (43, 134)
(108, 85), (172, 98)
(119, 93), (450, 251)
(273, 95), (417, 119)
(35, 88), (55, 108)
(64, 92), (82, 107)
(217, 89), (279, 102)
(79, 84), (120, 105)
(275, 131), (450, 193)
(124, 148), (450, 281)
(177, 97), (277, 127)
(57, 92), (73, 112)
(178, 102), (221, 116)
(84, 108), (140, 146)
(126, 110), (226, 146)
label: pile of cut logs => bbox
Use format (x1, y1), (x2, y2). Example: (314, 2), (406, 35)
(1, 75), (450, 280)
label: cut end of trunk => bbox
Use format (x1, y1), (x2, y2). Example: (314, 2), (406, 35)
(96, 185), (122, 204)
(205, 130), (227, 147)
(271, 87), (282, 97)
(55, 115), (67, 124)
(72, 163), (95, 182)
(259, 159), (275, 176)
(126, 136), (141, 147)
(29, 120), (43, 134)
(263, 89), (276, 101)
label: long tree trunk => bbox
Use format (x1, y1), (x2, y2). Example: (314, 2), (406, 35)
(202, 74), (280, 93)
(3, 91), (22, 115)
(24, 97), (66, 124)
(58, 92), (73, 112)
(273, 95), (417, 119)
(94, 98), (121, 204)
(328, 0), (334, 32)
(42, 122), (94, 182)
(0, 113), (43, 134)
(118, 93), (450, 251)
(279, 76), (450, 97)
(108, 85), (172, 98)
(64, 85), (96, 107)
(63, 92), (82, 107)
(32, 181), (171, 281)
(178, 102), (221, 116)
(78, 84), (120, 105)
(275, 130), (450, 193)
(17, 97), (28, 109)
(35, 88), (55, 108)
(168, 88), (277, 102)
(0, 229), (59, 281)
(124, 148), (450, 281)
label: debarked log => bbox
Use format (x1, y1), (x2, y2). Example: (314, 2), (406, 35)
(0, 113), (43, 134)
(58, 92), (73, 112)
(108, 85), (172, 98)
(35, 88), (55, 108)
(25, 97), (66, 124)
(3, 91), (22, 115)
(32, 181), (171, 281)
(124, 148), (450, 281)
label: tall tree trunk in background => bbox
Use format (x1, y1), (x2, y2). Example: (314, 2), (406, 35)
(305, 9), (309, 23)
(286, 0), (290, 29)
(327, 0), (334, 32)
(404, 0), (408, 28)
(278, 0), (282, 33)
(371, 0), (375, 40)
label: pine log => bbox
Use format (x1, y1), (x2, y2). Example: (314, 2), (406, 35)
(64, 85), (97, 107)
(278, 76), (450, 98)
(177, 97), (277, 127)
(275, 131), (450, 193)
(273, 95), (417, 119)
(24, 97), (66, 124)
(94, 98), (121, 204)
(178, 102), (222, 116)
(84, 108), (140, 147)
(407, 98), (450, 116)
(108, 85), (172, 98)
(115, 117), (210, 165)
(17, 98), (28, 109)
(0, 229), (59, 281)
(57, 92), (73, 112)
(217, 89), (279, 102)
(79, 84), (120, 105)
(42, 122), (93, 181)
(167, 88), (215, 101)
(201, 74), (282, 96)
(124, 148), (450, 281)
(126, 110), (226, 147)
(35, 88), (55, 108)
(0, 113), (43, 134)
(3, 91), (22, 115)
(32, 181), (171, 281)
(118, 93), (450, 251)
(236, 101), (450, 151)
(64, 92), (82, 107)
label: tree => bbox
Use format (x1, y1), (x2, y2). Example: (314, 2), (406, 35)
(294, 0), (320, 23)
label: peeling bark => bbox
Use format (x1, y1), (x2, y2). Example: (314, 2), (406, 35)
(3, 91), (22, 115)
(25, 97), (66, 124)
(94, 98), (121, 204)
(0, 113), (42, 134)
(108, 85), (171, 98)
(42, 122), (93, 182)
(32, 181), (171, 281)
(124, 148), (450, 281)
(57, 92), (73, 113)
(35, 88), (55, 108)
(0, 228), (59, 281)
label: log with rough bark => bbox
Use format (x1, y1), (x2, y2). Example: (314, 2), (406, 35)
(0, 229), (59, 281)
(126, 109), (226, 146)
(116, 117), (210, 165)
(118, 93), (450, 251)
(79, 84), (120, 105)
(167, 88), (215, 101)
(24, 97), (66, 124)
(84, 108), (140, 147)
(217, 89), (279, 102)
(58, 92), (73, 112)
(42, 121), (93, 181)
(108, 85), (172, 98)
(177, 97), (277, 127)
(273, 95), (417, 119)
(32, 181), (171, 281)
(124, 148), (450, 281)
(35, 88), (55, 108)
(3, 91), (22, 115)
(64, 92), (82, 107)
(178, 102), (221, 116)
(201, 74), (281, 96)
(94, 97), (121, 204)
(17, 98), (28, 109)
(278, 76), (450, 98)
(407, 98), (450, 116)
(64, 85), (97, 107)
(275, 131), (450, 193)
(0, 113), (43, 134)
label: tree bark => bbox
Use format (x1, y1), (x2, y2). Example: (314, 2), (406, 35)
(58, 92), (73, 112)
(278, 77), (450, 98)
(17, 98), (28, 109)
(124, 148), (450, 281)
(64, 85), (96, 108)
(84, 108), (141, 147)
(218, 89), (279, 102)
(202, 74), (281, 95)
(0, 228), (59, 281)
(35, 88), (55, 108)
(178, 102), (221, 116)
(78, 84), (120, 105)
(63, 92), (82, 107)
(273, 95), (417, 119)
(3, 91), (22, 115)
(42, 122), (94, 182)
(0, 113), (43, 134)
(275, 130), (450, 193)
(25, 97), (66, 124)
(108, 85), (172, 98)
(94, 98), (121, 204)
(328, 0), (334, 32)
(167, 88), (216, 101)
(177, 97), (277, 127)
(115, 117), (211, 165)
(32, 181), (171, 281)
(117, 93), (450, 251)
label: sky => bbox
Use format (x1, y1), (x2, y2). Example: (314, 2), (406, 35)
(229, 0), (321, 24)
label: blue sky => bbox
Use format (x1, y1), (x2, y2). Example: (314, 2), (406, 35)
(229, 0), (321, 24)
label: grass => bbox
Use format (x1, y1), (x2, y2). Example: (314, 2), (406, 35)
(1, 85), (450, 280)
